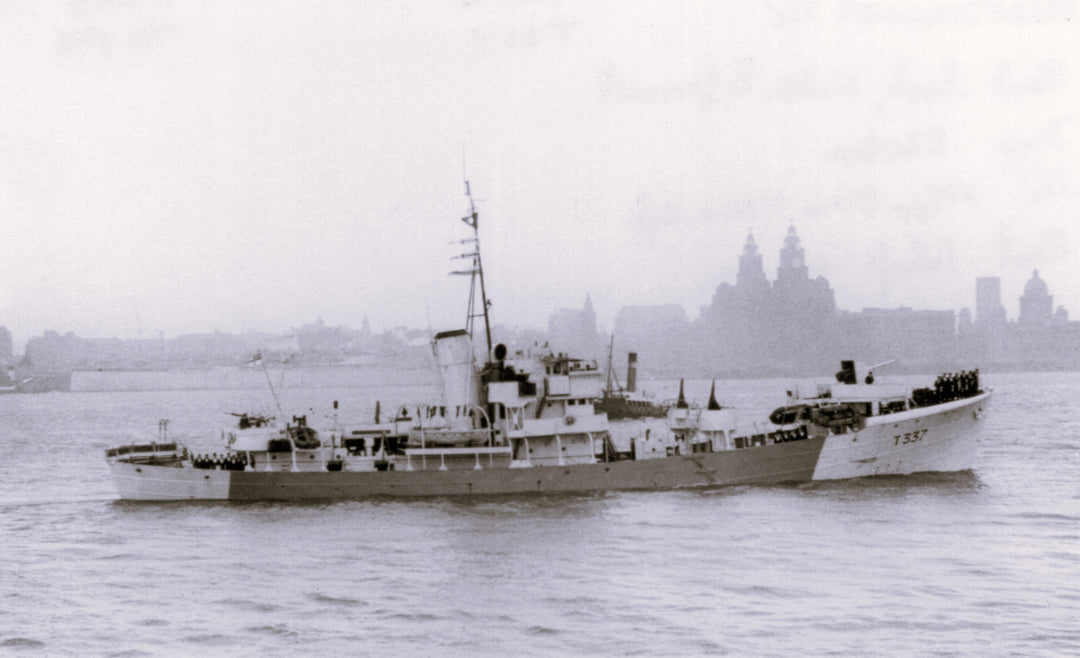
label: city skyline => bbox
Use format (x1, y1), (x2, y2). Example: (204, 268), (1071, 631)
(3, 239), (1064, 356)
(9, 252), (1071, 380)
(2, 3), (1076, 349)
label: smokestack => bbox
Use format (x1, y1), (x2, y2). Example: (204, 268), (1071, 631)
(627, 352), (638, 393)
(432, 329), (479, 428)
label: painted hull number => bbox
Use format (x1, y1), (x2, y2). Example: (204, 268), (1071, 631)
(894, 429), (928, 446)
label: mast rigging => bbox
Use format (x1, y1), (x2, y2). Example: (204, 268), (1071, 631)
(457, 180), (493, 362)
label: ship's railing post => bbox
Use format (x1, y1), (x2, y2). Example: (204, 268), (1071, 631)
(489, 402), (503, 445)
(419, 413), (427, 470)
(285, 427), (299, 472)
(468, 403), (494, 444)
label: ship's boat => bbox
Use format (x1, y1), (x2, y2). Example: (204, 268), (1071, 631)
(105, 183), (992, 501)
(768, 404), (811, 426)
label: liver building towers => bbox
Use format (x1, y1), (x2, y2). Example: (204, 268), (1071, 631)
(699, 227), (836, 375)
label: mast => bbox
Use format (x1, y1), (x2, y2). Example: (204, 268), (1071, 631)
(605, 335), (614, 395)
(458, 180), (493, 362)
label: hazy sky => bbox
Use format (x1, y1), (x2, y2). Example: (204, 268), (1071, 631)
(1, 1), (1077, 348)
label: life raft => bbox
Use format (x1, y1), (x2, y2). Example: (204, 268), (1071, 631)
(288, 425), (321, 450)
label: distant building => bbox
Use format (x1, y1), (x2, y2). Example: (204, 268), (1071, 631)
(972, 276), (1007, 363)
(295, 318), (359, 364)
(960, 269), (1080, 370)
(0, 326), (12, 361)
(957, 307), (973, 335)
(24, 330), (79, 370)
(1018, 269), (1053, 325)
(547, 294), (603, 359)
(975, 277), (1007, 327)
(770, 226), (838, 369)
(735, 233), (770, 294)
(699, 227), (837, 375)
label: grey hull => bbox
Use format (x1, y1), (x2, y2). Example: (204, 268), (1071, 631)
(110, 436), (826, 501)
(108, 391), (990, 501)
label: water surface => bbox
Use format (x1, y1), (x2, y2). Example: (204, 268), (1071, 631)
(1, 371), (1077, 656)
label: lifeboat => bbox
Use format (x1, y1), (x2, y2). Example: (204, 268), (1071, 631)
(769, 404), (812, 425)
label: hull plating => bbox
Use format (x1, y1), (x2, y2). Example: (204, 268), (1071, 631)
(109, 437), (825, 501)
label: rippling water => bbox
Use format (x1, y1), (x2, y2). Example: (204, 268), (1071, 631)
(1, 371), (1078, 656)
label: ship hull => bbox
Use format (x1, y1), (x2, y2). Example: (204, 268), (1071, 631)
(813, 391), (988, 480)
(109, 437), (823, 500)
(108, 392), (988, 501)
